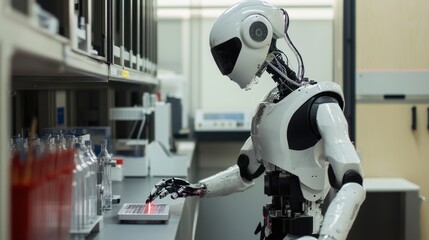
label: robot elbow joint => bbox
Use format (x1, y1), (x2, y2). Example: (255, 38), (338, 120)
(329, 166), (363, 190)
(342, 170), (363, 186)
(237, 154), (265, 182)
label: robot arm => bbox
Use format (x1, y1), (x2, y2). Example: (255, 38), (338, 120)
(315, 101), (366, 240)
(316, 101), (363, 188)
(146, 137), (265, 201)
(200, 137), (265, 197)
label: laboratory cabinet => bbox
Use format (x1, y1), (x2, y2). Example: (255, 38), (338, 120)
(356, 103), (428, 239)
(0, 0), (159, 239)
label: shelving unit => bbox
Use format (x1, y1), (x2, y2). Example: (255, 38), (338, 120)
(0, 0), (158, 239)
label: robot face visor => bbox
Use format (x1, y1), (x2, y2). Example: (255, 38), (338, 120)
(211, 37), (242, 75)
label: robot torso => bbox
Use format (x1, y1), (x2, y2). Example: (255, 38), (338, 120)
(251, 81), (344, 201)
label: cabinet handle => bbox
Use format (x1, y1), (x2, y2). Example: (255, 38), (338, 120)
(411, 106), (417, 131)
(427, 107), (429, 130)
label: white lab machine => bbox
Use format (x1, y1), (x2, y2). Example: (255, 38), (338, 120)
(109, 106), (152, 177)
(148, 102), (188, 177)
(158, 72), (189, 131)
(110, 101), (188, 177)
(194, 109), (252, 132)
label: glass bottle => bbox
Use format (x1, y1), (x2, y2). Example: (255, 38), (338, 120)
(97, 140), (112, 210)
(74, 142), (89, 229)
(84, 140), (98, 221)
(69, 137), (83, 231)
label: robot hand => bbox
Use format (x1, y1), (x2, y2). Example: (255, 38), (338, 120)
(146, 178), (207, 203)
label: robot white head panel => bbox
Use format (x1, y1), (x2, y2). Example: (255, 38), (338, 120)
(209, 0), (286, 89)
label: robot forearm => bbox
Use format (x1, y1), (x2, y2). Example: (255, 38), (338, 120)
(146, 138), (261, 202)
(319, 183), (365, 240)
(199, 164), (254, 197)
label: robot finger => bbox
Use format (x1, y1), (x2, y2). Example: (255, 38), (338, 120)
(146, 191), (158, 203)
(171, 192), (179, 199)
(158, 189), (170, 199)
(154, 179), (168, 189)
(177, 187), (187, 197)
(148, 184), (163, 199)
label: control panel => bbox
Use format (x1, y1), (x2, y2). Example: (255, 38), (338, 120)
(194, 110), (252, 131)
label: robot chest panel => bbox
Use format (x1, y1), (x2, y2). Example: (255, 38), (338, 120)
(251, 95), (320, 170)
(252, 94), (320, 148)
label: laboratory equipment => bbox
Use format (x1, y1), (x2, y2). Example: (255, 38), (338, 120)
(10, 134), (75, 240)
(110, 97), (188, 177)
(194, 110), (252, 131)
(147, 102), (188, 177)
(98, 139), (113, 210)
(158, 72), (189, 133)
(117, 203), (170, 222)
(67, 136), (104, 238)
(42, 128), (111, 218)
(75, 142), (90, 229)
(109, 103), (152, 177)
(84, 140), (99, 222)
(146, 1), (366, 240)
(111, 158), (124, 181)
(70, 140), (85, 232)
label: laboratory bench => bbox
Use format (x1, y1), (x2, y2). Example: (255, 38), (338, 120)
(88, 178), (194, 240)
(89, 140), (198, 240)
(81, 139), (422, 240)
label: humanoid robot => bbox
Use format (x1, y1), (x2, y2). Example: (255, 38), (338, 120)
(146, 1), (366, 239)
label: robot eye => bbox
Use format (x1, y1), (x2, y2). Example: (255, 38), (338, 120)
(249, 21), (268, 42)
(211, 37), (242, 75)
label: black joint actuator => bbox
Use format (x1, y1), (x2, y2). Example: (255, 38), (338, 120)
(237, 154), (252, 181)
(342, 170), (363, 186)
(237, 154), (265, 182)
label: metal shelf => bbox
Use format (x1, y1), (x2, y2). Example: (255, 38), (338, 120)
(0, 12), (65, 63)
(0, 1), (159, 239)
(1, 1), (158, 83)
(109, 64), (158, 85)
(1, 9), (110, 81)
(64, 47), (110, 79)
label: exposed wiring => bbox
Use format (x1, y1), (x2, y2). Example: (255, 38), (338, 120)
(266, 61), (300, 87)
(282, 9), (305, 82)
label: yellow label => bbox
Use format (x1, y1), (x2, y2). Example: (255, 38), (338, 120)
(122, 70), (129, 78)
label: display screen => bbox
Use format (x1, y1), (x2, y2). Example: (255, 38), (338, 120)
(203, 113), (244, 121)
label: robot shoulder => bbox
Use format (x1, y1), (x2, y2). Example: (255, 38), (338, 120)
(287, 91), (343, 150)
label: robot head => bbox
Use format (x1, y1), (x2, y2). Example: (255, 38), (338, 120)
(209, 0), (287, 89)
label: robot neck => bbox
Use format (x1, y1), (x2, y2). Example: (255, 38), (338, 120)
(266, 62), (299, 101)
(266, 39), (301, 101)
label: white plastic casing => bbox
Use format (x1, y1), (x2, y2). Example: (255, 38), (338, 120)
(240, 15), (273, 49)
(209, 0), (285, 89)
(319, 183), (366, 240)
(251, 82), (344, 201)
(199, 165), (254, 197)
(316, 103), (364, 187)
